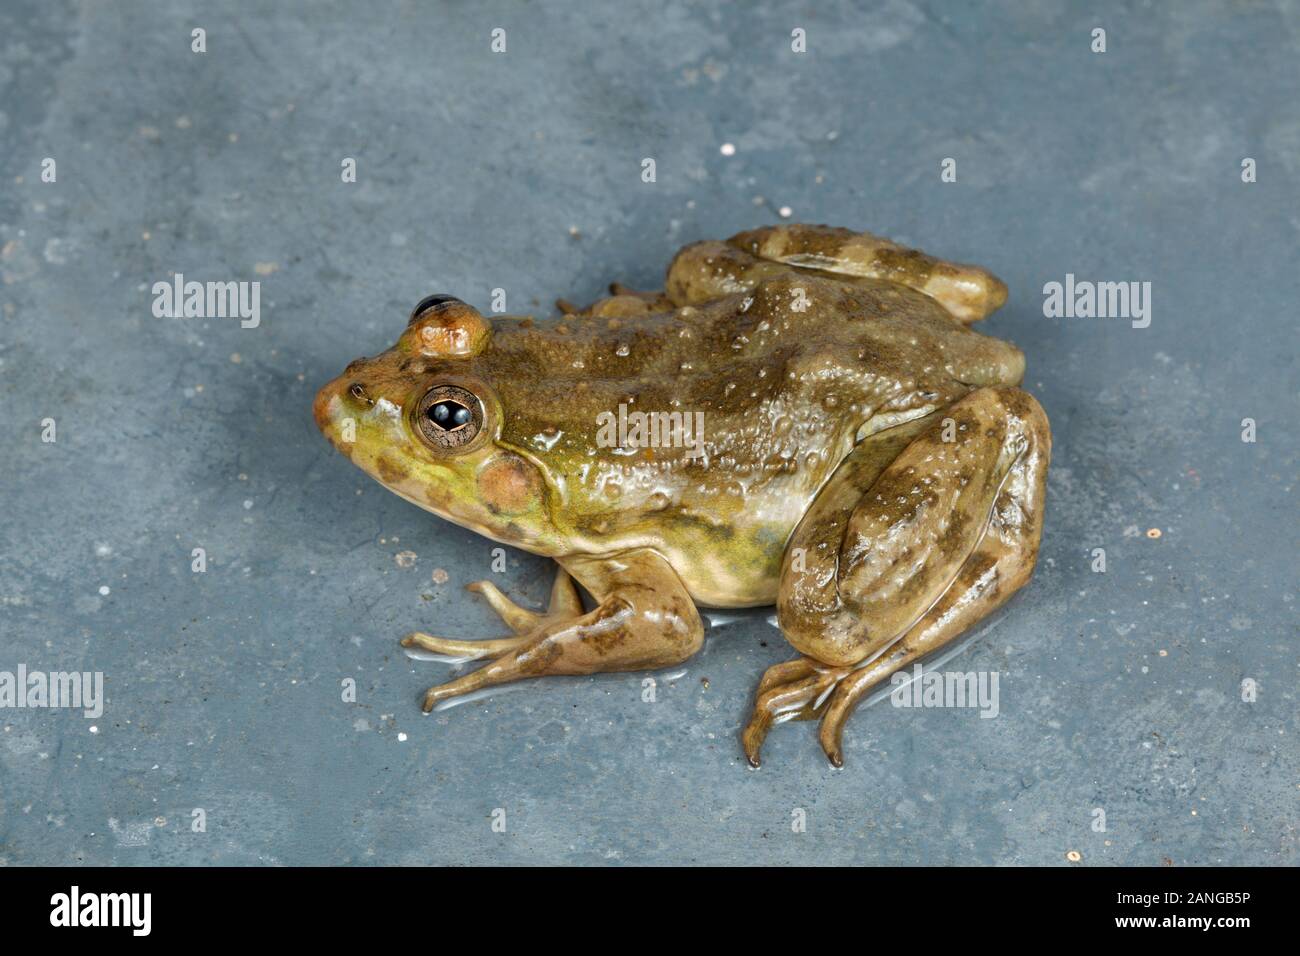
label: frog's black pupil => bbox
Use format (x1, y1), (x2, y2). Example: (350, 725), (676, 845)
(428, 400), (469, 430)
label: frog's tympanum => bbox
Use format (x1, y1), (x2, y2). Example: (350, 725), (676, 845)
(314, 225), (1050, 766)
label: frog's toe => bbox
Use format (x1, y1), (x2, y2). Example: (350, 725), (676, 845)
(741, 659), (844, 768)
(416, 638), (551, 710)
(467, 567), (584, 634)
(817, 669), (880, 768)
(741, 662), (860, 768)
(466, 580), (545, 634)
(546, 566), (585, 617)
(420, 661), (524, 711)
(401, 631), (531, 661)
(421, 673), (483, 712)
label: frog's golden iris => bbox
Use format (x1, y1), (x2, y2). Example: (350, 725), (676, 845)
(314, 224), (1050, 767)
(414, 383), (483, 452)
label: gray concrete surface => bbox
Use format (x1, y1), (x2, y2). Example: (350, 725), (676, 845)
(1, 0), (1296, 866)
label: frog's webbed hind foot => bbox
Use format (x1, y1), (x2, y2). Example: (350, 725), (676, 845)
(400, 566), (584, 660)
(412, 550), (703, 714)
(741, 657), (851, 768)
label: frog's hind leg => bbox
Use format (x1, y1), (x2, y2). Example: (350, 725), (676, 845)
(664, 240), (790, 306)
(401, 565), (584, 660)
(734, 224), (1007, 323)
(414, 549), (703, 712)
(743, 385), (1050, 767)
(666, 225), (1007, 323)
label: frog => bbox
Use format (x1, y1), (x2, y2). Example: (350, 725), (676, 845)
(313, 224), (1050, 767)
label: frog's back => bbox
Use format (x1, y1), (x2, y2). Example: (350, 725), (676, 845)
(488, 273), (1023, 458)
(472, 272), (1023, 606)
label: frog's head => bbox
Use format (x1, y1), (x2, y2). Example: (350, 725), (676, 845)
(314, 296), (560, 553)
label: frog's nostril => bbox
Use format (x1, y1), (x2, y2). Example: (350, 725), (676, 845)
(348, 382), (373, 406)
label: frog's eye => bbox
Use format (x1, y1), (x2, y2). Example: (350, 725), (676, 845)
(414, 384), (483, 451)
(409, 295), (463, 325)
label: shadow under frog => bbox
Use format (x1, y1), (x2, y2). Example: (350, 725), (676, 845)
(314, 224), (1050, 767)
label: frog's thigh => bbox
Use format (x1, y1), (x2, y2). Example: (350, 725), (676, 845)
(725, 223), (1008, 323)
(419, 549), (704, 710)
(780, 385), (1050, 667)
(747, 387), (1047, 764)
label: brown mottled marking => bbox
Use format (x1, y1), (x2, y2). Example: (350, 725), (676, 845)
(376, 454), (410, 484)
(517, 638), (564, 675)
(874, 246), (936, 287)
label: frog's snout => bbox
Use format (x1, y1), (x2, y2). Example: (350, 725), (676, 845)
(312, 377), (341, 434)
(315, 361), (387, 442)
(314, 372), (367, 435)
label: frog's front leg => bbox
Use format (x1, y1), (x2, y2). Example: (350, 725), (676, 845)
(744, 386), (1050, 767)
(414, 548), (703, 712)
